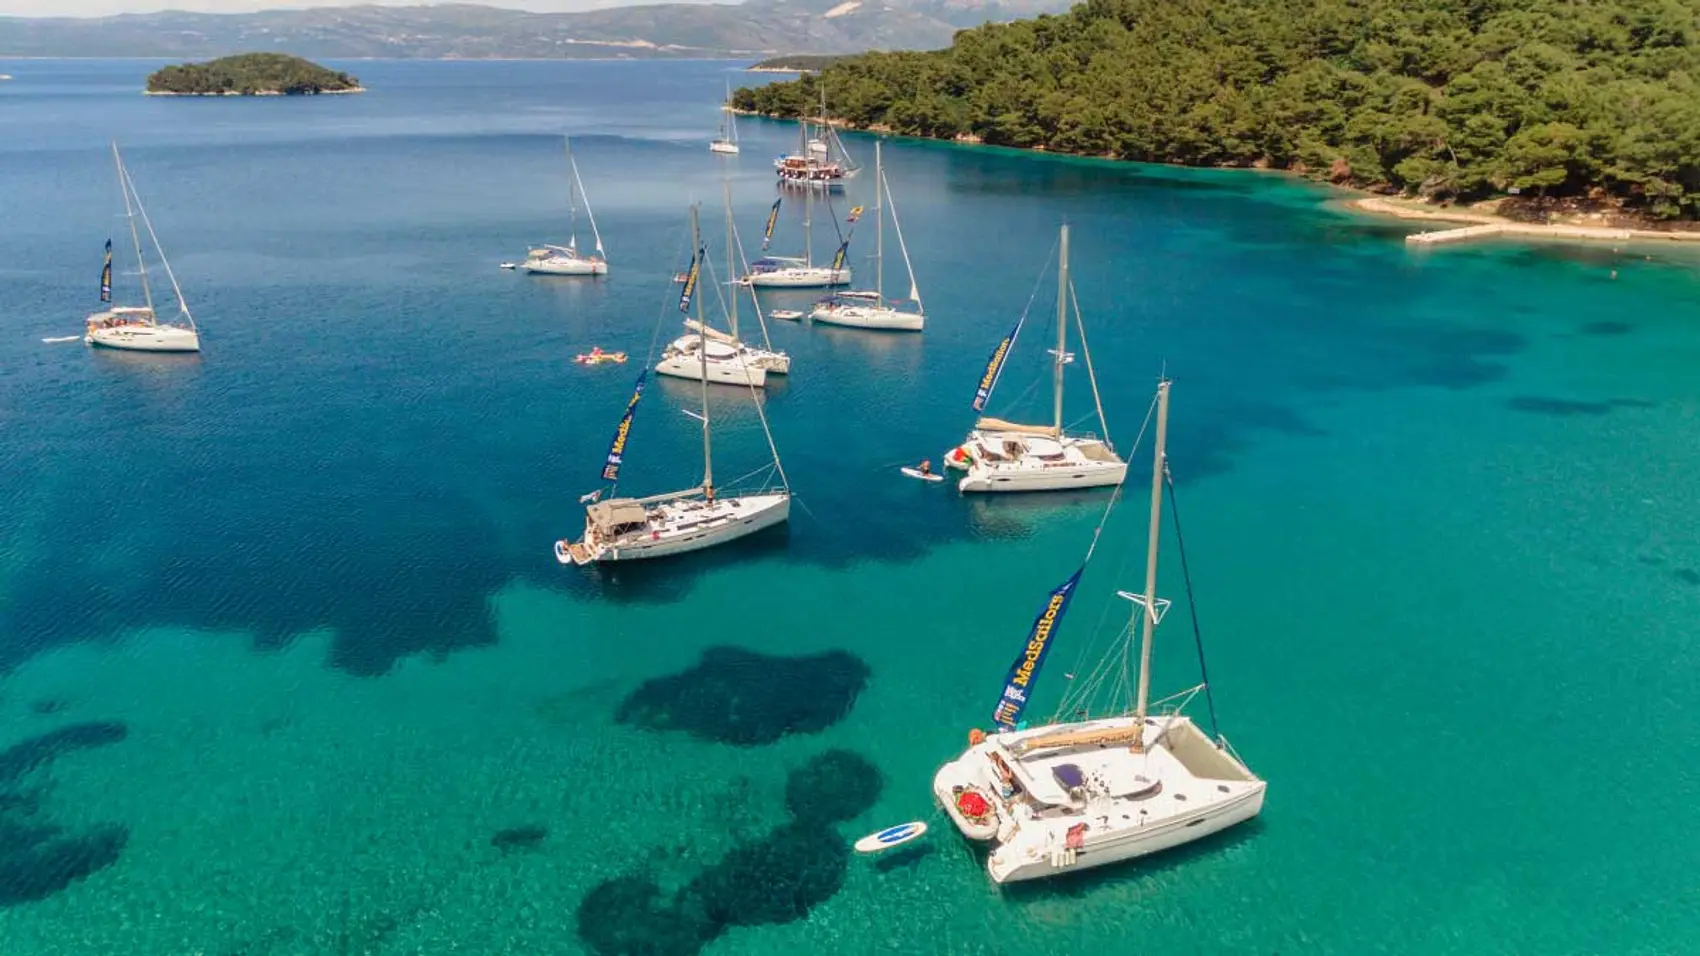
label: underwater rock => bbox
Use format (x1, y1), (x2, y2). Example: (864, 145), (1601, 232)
(615, 646), (871, 746)
(783, 748), (884, 825)
(576, 875), (714, 956)
(0, 722), (128, 784)
(490, 824), (548, 852)
(0, 819), (128, 907)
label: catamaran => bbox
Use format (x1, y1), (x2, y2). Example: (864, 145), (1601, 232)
(519, 137), (608, 276)
(85, 142), (200, 353)
(555, 204), (790, 566)
(933, 378), (1266, 884)
(945, 224), (1124, 492)
(710, 81), (740, 155)
(657, 182), (791, 388)
(811, 141), (924, 332)
(774, 87), (857, 190)
(742, 189), (851, 289)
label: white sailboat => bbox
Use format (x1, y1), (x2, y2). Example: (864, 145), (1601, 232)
(519, 137), (608, 276)
(933, 378), (1266, 884)
(85, 142), (200, 354)
(946, 224), (1124, 492)
(555, 204), (790, 566)
(811, 141), (923, 332)
(710, 81), (740, 155)
(743, 188), (851, 289)
(657, 182), (791, 388)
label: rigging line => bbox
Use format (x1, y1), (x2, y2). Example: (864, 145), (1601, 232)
(1068, 279), (1110, 447)
(121, 160), (194, 326)
(1164, 460), (1221, 743)
(979, 233), (1058, 419)
(727, 204), (773, 350)
(643, 224), (693, 368)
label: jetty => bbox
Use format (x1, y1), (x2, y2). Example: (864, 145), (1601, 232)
(1407, 222), (1637, 246)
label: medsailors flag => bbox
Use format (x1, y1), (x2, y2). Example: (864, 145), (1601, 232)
(761, 198), (781, 250)
(677, 247), (702, 314)
(971, 313), (1027, 412)
(830, 240), (849, 273)
(100, 239), (113, 303)
(992, 567), (1084, 730)
(599, 371), (649, 483)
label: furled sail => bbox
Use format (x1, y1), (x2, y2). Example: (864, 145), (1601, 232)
(992, 568), (1084, 730)
(599, 371), (648, 482)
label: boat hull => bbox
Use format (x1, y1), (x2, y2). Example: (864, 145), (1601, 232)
(710, 141), (740, 155)
(521, 257), (607, 276)
(990, 787), (1265, 883)
(559, 492), (790, 565)
(85, 325), (200, 352)
(957, 459), (1127, 493)
(746, 268), (851, 289)
(654, 353), (768, 387)
(810, 304), (924, 332)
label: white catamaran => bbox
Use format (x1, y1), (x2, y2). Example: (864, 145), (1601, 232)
(946, 224), (1124, 492)
(519, 137), (608, 276)
(656, 182), (791, 388)
(555, 205), (790, 566)
(742, 188), (851, 289)
(84, 143), (200, 354)
(933, 378), (1266, 884)
(710, 81), (740, 155)
(811, 141), (924, 332)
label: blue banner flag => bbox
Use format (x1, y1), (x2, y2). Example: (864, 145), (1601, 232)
(761, 198), (781, 251)
(100, 239), (113, 303)
(677, 248), (701, 314)
(600, 371), (648, 483)
(992, 568), (1084, 730)
(830, 240), (848, 273)
(971, 313), (1026, 412)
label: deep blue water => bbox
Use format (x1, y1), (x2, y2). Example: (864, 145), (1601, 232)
(1, 57), (1698, 954)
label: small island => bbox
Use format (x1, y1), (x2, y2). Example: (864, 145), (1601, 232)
(747, 55), (845, 74)
(145, 53), (362, 97)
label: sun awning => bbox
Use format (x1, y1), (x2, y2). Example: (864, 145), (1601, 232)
(587, 499), (648, 531)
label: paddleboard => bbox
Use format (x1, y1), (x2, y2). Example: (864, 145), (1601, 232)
(41, 336), (81, 343)
(900, 467), (944, 483)
(854, 821), (928, 853)
(770, 310), (804, 321)
(499, 262), (517, 270)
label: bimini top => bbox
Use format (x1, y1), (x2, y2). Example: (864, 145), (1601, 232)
(975, 417), (1061, 438)
(749, 256), (807, 271)
(587, 499), (649, 533)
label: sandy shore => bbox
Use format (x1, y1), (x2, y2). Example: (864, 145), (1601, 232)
(1349, 195), (1700, 244)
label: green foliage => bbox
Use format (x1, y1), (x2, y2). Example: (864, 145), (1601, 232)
(734, 0), (1700, 218)
(749, 55), (850, 72)
(145, 53), (360, 96)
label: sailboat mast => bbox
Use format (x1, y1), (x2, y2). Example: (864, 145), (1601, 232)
(112, 143), (153, 314)
(874, 140), (884, 298)
(1053, 224), (1069, 435)
(1131, 379), (1171, 749)
(804, 186), (813, 266)
(723, 179), (738, 340)
(693, 204), (714, 494)
(565, 137), (579, 250)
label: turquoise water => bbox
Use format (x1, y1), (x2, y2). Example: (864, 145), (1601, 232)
(2, 58), (1699, 954)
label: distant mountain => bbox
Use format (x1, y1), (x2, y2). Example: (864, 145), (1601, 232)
(0, 0), (1075, 60)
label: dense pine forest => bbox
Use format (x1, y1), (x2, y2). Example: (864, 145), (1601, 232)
(735, 0), (1700, 219)
(146, 53), (361, 95)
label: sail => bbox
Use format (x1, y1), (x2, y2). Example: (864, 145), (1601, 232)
(830, 240), (849, 273)
(972, 313), (1027, 412)
(677, 247), (701, 314)
(599, 371), (649, 482)
(992, 568), (1084, 730)
(99, 239), (113, 303)
(761, 198), (781, 251)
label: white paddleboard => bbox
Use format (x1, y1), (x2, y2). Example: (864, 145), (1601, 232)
(854, 821), (928, 853)
(770, 310), (803, 321)
(900, 467), (944, 483)
(41, 335), (81, 343)
(499, 262), (517, 270)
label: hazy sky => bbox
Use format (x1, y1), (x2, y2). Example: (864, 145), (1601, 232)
(0, 0), (718, 16)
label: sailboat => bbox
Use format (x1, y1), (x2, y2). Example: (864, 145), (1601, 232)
(932, 378), (1266, 884)
(945, 224), (1124, 492)
(656, 181), (791, 387)
(774, 86), (857, 191)
(810, 141), (924, 332)
(554, 204), (791, 566)
(84, 142), (200, 353)
(710, 81), (740, 155)
(519, 137), (608, 276)
(742, 190), (851, 289)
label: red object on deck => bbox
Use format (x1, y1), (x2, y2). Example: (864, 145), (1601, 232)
(956, 790), (991, 820)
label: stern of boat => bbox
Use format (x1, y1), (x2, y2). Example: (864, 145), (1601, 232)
(932, 749), (1002, 842)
